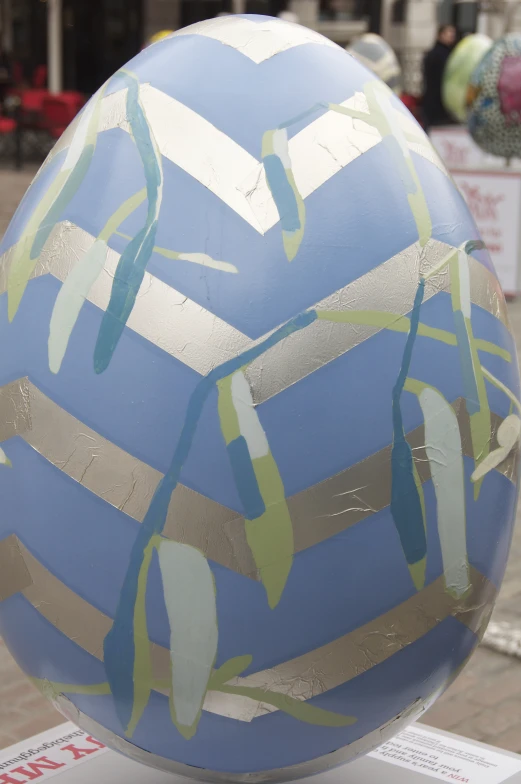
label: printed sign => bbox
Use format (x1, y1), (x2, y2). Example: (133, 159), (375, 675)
(368, 725), (521, 784)
(429, 127), (506, 170)
(0, 723), (108, 784)
(452, 170), (521, 294)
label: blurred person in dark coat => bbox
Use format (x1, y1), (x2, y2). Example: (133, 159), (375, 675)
(422, 24), (457, 130)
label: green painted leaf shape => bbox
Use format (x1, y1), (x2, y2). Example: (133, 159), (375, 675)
(208, 656), (253, 690)
(218, 685), (356, 727)
(7, 92), (104, 322)
(472, 414), (521, 482)
(158, 541), (218, 740)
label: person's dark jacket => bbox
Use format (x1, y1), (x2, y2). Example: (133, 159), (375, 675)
(422, 41), (456, 128)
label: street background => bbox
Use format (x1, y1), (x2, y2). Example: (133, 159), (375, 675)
(1, 165), (521, 756)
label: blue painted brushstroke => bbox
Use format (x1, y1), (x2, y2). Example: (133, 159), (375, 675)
(263, 154), (300, 233)
(103, 309), (317, 731)
(31, 145), (96, 261)
(390, 279), (427, 568)
(277, 102), (327, 131)
(227, 436), (266, 520)
(464, 240), (486, 255)
(94, 71), (162, 375)
(453, 310), (480, 415)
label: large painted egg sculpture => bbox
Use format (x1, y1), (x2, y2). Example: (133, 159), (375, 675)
(0, 14), (519, 783)
(467, 33), (521, 158)
(347, 33), (402, 93)
(442, 33), (492, 122)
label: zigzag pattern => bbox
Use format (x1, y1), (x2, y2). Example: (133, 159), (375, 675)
(0, 377), (515, 581)
(0, 534), (496, 723)
(0, 18), (518, 772)
(0, 223), (508, 387)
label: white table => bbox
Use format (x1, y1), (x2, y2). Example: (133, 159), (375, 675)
(2, 721), (521, 784)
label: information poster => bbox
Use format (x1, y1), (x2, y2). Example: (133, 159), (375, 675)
(429, 127), (508, 170)
(369, 725), (521, 784)
(451, 170), (521, 295)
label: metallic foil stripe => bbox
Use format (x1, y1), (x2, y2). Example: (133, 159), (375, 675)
(46, 85), (445, 235)
(245, 238), (509, 404)
(0, 380), (516, 583)
(1, 536), (492, 724)
(231, 566), (493, 711)
(288, 398), (518, 558)
(0, 224), (508, 396)
(0, 378), (254, 580)
(171, 16), (340, 65)
(0, 534), (33, 601)
(238, 95), (447, 233)
(1, 379), (516, 582)
(54, 695), (435, 783)
(0, 223), (257, 378)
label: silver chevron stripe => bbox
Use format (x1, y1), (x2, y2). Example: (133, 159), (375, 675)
(0, 535), (494, 724)
(0, 380), (515, 585)
(0, 222), (508, 402)
(170, 16), (340, 64)
(0, 378), (254, 579)
(46, 84), (446, 234)
(245, 238), (508, 403)
(0, 222), (258, 377)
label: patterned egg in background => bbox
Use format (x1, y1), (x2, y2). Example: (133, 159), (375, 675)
(442, 33), (492, 123)
(467, 33), (521, 159)
(0, 14), (519, 783)
(347, 33), (402, 93)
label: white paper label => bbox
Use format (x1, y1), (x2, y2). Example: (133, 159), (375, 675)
(452, 170), (521, 295)
(0, 722), (108, 784)
(369, 725), (521, 784)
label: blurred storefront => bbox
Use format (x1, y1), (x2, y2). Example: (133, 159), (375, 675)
(0, 0), (377, 96)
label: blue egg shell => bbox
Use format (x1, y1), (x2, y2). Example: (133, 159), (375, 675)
(0, 14), (518, 783)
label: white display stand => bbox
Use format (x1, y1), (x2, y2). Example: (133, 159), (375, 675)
(429, 127), (521, 298)
(1, 721), (521, 784)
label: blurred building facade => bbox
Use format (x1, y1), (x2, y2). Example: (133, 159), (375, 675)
(1, 0), (521, 98)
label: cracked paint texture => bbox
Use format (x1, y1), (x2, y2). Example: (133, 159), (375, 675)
(0, 13), (519, 781)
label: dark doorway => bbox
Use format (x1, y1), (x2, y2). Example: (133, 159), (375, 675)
(63, 0), (142, 95)
(11, 0), (47, 87)
(180, 0), (289, 27)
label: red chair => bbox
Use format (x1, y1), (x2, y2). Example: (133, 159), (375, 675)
(32, 65), (47, 89)
(21, 88), (49, 114)
(0, 116), (16, 133)
(42, 93), (84, 139)
(401, 93), (425, 129)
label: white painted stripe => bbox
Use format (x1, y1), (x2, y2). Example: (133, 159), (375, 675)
(172, 16), (339, 64)
(48, 238), (108, 373)
(158, 541), (218, 731)
(419, 387), (469, 599)
(231, 371), (269, 459)
(61, 99), (97, 172)
(46, 86), (446, 236)
(272, 128), (291, 169)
